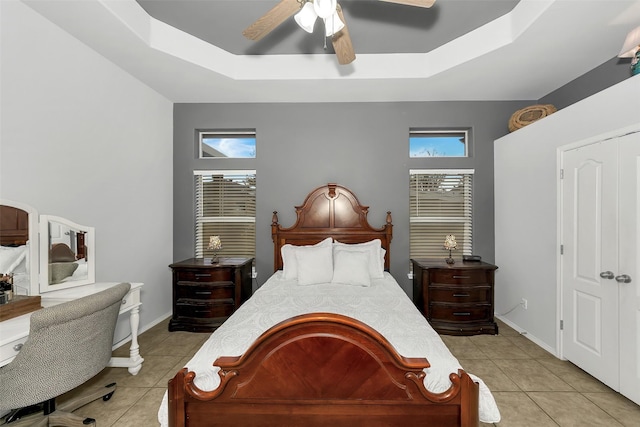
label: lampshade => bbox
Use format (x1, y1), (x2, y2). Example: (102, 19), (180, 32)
(313, 0), (337, 19)
(323, 12), (345, 37)
(294, 2), (317, 34)
(208, 235), (222, 250)
(618, 26), (640, 59)
(444, 234), (458, 250)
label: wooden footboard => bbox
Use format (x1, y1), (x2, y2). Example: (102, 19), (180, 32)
(168, 313), (479, 427)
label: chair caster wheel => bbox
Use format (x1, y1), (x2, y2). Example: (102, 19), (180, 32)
(103, 382), (117, 401)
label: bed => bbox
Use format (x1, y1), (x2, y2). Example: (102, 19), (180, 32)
(161, 183), (500, 426)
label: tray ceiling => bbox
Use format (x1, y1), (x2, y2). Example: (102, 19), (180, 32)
(21, 0), (640, 103)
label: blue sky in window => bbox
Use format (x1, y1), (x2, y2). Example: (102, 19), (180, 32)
(203, 137), (256, 158)
(409, 136), (465, 157)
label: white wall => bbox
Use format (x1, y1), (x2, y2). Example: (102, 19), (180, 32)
(0, 1), (174, 332)
(494, 75), (640, 354)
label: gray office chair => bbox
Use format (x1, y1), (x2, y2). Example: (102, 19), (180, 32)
(0, 282), (131, 426)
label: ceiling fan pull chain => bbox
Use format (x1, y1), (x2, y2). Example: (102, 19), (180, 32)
(323, 18), (328, 50)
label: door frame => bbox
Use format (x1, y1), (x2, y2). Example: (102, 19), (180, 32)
(556, 123), (640, 360)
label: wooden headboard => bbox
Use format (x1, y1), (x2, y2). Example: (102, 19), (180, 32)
(0, 205), (29, 246)
(271, 183), (392, 272)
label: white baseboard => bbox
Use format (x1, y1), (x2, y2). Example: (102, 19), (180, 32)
(496, 315), (559, 358)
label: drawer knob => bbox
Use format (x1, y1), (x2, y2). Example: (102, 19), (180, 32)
(195, 291), (212, 295)
(453, 312), (472, 316)
(452, 275), (470, 279)
(13, 343), (23, 352)
(195, 274), (211, 278)
(453, 293), (470, 297)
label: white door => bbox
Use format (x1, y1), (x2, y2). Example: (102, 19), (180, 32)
(561, 140), (619, 390)
(618, 133), (640, 404)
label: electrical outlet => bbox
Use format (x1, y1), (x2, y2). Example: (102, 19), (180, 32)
(521, 298), (528, 310)
(252, 267), (258, 279)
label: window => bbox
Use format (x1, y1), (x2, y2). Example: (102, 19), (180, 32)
(409, 169), (473, 259)
(194, 171), (256, 259)
(199, 130), (256, 158)
(409, 130), (468, 157)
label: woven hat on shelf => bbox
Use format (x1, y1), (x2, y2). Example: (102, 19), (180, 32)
(508, 104), (557, 132)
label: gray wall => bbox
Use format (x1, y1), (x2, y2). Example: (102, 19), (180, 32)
(173, 101), (529, 296)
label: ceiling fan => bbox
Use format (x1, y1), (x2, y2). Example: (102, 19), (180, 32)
(242, 0), (436, 65)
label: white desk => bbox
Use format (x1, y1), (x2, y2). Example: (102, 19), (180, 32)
(0, 282), (144, 375)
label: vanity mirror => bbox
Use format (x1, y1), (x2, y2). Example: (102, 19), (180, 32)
(39, 215), (95, 293)
(0, 200), (96, 296)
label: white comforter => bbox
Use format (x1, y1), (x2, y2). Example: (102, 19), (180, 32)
(158, 272), (501, 425)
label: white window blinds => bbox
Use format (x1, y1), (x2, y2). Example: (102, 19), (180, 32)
(194, 171), (256, 259)
(410, 169), (473, 259)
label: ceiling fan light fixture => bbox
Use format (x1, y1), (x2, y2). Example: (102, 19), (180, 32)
(294, 2), (317, 33)
(313, 0), (337, 19)
(323, 12), (344, 37)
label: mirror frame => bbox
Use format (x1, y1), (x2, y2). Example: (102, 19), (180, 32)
(0, 199), (40, 296)
(39, 215), (95, 293)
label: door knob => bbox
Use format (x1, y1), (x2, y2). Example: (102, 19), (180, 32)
(615, 274), (632, 284)
(600, 271), (615, 279)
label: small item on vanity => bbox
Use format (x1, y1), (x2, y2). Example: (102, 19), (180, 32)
(0, 274), (13, 301)
(0, 291), (7, 305)
(463, 255), (482, 262)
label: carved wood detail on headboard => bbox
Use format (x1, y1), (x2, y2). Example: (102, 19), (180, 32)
(272, 183), (392, 272)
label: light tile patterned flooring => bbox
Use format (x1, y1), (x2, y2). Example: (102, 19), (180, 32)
(52, 317), (640, 426)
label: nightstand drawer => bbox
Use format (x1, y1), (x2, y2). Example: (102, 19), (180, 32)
(429, 285), (491, 303)
(431, 269), (487, 285)
(429, 304), (492, 322)
(176, 282), (235, 300)
(176, 268), (233, 283)
(176, 299), (235, 319)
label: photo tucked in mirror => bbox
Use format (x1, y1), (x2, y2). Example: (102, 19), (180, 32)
(40, 215), (95, 292)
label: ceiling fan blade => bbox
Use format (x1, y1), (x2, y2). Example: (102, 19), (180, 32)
(243, 0), (303, 41)
(379, 0), (436, 8)
(332, 4), (355, 65)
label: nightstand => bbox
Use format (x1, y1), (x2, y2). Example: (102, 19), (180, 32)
(168, 257), (253, 332)
(411, 259), (498, 336)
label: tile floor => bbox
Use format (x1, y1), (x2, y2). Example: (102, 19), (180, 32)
(40, 318), (640, 426)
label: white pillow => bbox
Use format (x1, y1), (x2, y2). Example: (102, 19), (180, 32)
(0, 245), (27, 273)
(295, 244), (334, 286)
(281, 237), (332, 281)
(331, 250), (371, 287)
(333, 239), (385, 279)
